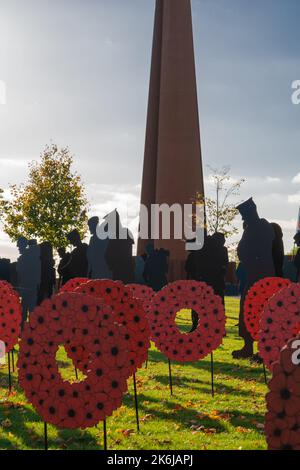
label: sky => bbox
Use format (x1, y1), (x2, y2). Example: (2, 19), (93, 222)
(0, 0), (300, 260)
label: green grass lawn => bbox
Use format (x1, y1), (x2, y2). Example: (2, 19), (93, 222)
(0, 297), (268, 450)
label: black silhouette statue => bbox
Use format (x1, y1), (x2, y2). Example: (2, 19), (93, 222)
(185, 232), (228, 331)
(271, 222), (284, 277)
(57, 247), (71, 287)
(134, 253), (147, 284)
(232, 198), (275, 359)
(0, 258), (11, 282)
(66, 229), (88, 279)
(143, 243), (169, 291)
(17, 237), (41, 326)
(105, 210), (134, 284)
(294, 232), (300, 282)
(38, 242), (56, 303)
(87, 216), (112, 279)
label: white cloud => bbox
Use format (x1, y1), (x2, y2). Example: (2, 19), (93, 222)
(292, 173), (300, 184)
(288, 193), (300, 204)
(266, 176), (280, 183)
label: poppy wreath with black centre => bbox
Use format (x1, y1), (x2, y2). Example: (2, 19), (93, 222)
(259, 283), (300, 371)
(17, 292), (130, 430)
(74, 280), (151, 374)
(265, 335), (300, 450)
(59, 278), (89, 293)
(244, 277), (291, 341)
(147, 280), (226, 362)
(0, 281), (22, 353)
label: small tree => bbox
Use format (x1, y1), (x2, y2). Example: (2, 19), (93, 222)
(195, 165), (245, 238)
(2, 144), (88, 248)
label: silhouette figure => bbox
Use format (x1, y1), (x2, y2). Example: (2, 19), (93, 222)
(105, 210), (135, 284)
(236, 262), (247, 296)
(87, 216), (112, 279)
(186, 233), (228, 331)
(0, 258), (11, 282)
(134, 253), (147, 284)
(143, 243), (169, 292)
(294, 232), (300, 282)
(9, 262), (18, 289)
(67, 230), (88, 279)
(271, 222), (284, 277)
(57, 247), (71, 287)
(17, 237), (41, 326)
(232, 198), (275, 359)
(38, 242), (56, 303)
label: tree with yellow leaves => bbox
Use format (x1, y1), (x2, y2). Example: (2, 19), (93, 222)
(2, 144), (88, 249)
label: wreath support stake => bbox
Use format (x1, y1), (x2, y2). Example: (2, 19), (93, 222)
(44, 422), (48, 451)
(103, 419), (107, 450)
(133, 373), (140, 432)
(168, 359), (173, 396)
(263, 364), (267, 384)
(7, 351), (12, 393)
(210, 352), (214, 397)
(11, 349), (15, 372)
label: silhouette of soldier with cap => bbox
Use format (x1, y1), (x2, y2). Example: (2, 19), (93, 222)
(233, 198), (275, 359)
(67, 229), (88, 279)
(105, 210), (134, 284)
(87, 216), (112, 279)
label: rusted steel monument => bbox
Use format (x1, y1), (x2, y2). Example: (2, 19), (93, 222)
(138, 0), (205, 280)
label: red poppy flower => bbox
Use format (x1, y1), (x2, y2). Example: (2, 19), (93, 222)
(59, 278), (89, 293)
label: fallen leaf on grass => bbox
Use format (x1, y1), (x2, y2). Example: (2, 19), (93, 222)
(1, 419), (12, 428)
(117, 429), (135, 437)
(236, 426), (251, 434)
(141, 414), (154, 422)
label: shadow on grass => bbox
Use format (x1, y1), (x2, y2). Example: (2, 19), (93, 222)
(0, 370), (101, 450)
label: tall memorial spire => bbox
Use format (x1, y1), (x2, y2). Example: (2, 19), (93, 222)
(138, 0), (205, 280)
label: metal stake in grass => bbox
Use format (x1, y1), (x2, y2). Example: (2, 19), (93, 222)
(168, 359), (173, 396)
(11, 349), (15, 372)
(133, 373), (140, 432)
(44, 422), (48, 451)
(263, 363), (267, 384)
(210, 352), (215, 397)
(7, 351), (12, 393)
(103, 419), (107, 450)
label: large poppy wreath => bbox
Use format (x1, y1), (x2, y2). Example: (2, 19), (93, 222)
(59, 278), (89, 293)
(17, 292), (130, 429)
(259, 283), (300, 371)
(0, 281), (22, 353)
(244, 277), (291, 341)
(147, 280), (226, 362)
(75, 280), (150, 374)
(265, 335), (300, 450)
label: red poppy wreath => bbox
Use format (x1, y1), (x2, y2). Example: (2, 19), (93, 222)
(147, 280), (226, 362)
(265, 335), (300, 450)
(259, 283), (300, 371)
(0, 281), (22, 353)
(244, 277), (291, 341)
(75, 280), (151, 374)
(127, 284), (155, 315)
(17, 292), (130, 429)
(59, 278), (89, 293)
